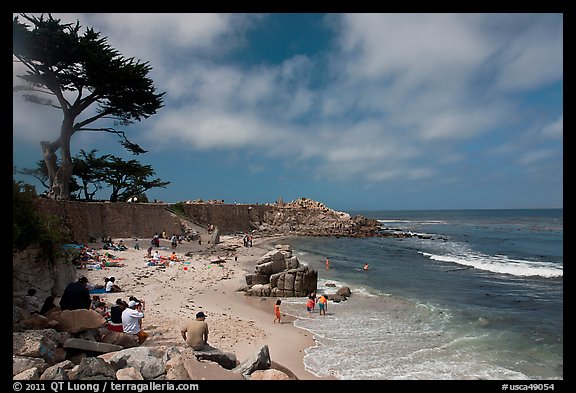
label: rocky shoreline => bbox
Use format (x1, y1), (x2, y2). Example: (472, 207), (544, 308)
(13, 234), (334, 381)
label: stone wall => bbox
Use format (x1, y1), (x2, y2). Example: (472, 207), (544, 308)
(32, 198), (381, 243)
(181, 203), (272, 234)
(33, 199), (279, 243)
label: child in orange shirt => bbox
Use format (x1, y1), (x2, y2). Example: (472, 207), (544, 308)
(274, 299), (282, 323)
(306, 295), (315, 315)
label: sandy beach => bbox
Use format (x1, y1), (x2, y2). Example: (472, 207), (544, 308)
(79, 234), (334, 380)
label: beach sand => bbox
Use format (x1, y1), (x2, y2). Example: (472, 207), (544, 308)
(81, 234), (335, 380)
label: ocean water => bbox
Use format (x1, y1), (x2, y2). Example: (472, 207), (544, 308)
(275, 209), (563, 380)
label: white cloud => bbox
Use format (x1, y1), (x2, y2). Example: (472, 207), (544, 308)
(517, 149), (557, 166)
(539, 115), (563, 139)
(13, 13), (563, 195)
(489, 15), (563, 92)
(338, 14), (492, 89)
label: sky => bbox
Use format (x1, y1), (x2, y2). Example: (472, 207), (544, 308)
(12, 13), (563, 211)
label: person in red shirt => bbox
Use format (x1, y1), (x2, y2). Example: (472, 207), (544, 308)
(306, 296), (315, 315)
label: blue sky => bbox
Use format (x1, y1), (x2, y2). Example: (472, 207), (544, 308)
(12, 13), (563, 211)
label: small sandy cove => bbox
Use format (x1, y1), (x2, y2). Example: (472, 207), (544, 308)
(81, 234), (334, 380)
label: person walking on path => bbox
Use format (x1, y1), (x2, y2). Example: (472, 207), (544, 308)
(181, 311), (210, 350)
(274, 299), (282, 323)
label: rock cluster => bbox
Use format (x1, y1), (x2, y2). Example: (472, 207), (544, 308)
(243, 245), (317, 297)
(12, 304), (295, 380)
(256, 200), (380, 237)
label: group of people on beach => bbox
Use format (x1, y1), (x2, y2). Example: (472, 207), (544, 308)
(54, 274), (150, 345)
(51, 235), (215, 351)
(306, 292), (328, 316)
(274, 291), (329, 323)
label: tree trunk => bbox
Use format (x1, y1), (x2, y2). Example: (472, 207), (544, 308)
(41, 141), (59, 199)
(42, 117), (75, 200)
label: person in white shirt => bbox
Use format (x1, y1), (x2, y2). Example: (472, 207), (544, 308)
(122, 300), (148, 344)
(24, 288), (41, 314)
(105, 276), (122, 293)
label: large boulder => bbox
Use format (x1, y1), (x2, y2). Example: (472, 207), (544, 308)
(192, 346), (238, 370)
(246, 245), (317, 297)
(50, 309), (107, 333)
(232, 345), (271, 377)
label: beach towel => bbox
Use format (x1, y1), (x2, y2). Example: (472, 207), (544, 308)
(89, 288), (107, 294)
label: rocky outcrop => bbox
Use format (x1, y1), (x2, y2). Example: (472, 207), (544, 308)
(254, 198), (380, 237)
(244, 245), (317, 297)
(13, 245), (77, 301)
(12, 328), (293, 381)
(12, 303), (296, 380)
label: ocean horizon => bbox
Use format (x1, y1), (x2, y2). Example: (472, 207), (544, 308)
(273, 208), (563, 380)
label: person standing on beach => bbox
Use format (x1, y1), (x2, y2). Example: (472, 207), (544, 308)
(310, 291), (317, 311)
(325, 257), (330, 271)
(318, 294), (328, 316)
(306, 295), (315, 315)
(274, 299), (282, 323)
(181, 311), (210, 350)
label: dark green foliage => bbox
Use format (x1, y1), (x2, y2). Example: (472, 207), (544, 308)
(171, 202), (187, 216)
(101, 156), (170, 202)
(13, 13), (165, 200)
(12, 180), (68, 256)
(72, 149), (110, 201)
(13, 13), (165, 127)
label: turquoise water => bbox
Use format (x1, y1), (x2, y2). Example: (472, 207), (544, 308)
(275, 209), (563, 380)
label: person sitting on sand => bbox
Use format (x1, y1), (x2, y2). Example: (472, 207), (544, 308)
(91, 295), (108, 317)
(110, 298), (128, 323)
(23, 288), (42, 314)
(101, 258), (125, 268)
(122, 299), (148, 345)
(105, 276), (122, 293)
(181, 311), (210, 350)
(59, 276), (91, 311)
(116, 240), (127, 251)
(40, 295), (60, 316)
(108, 298), (128, 332)
(129, 296), (146, 311)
